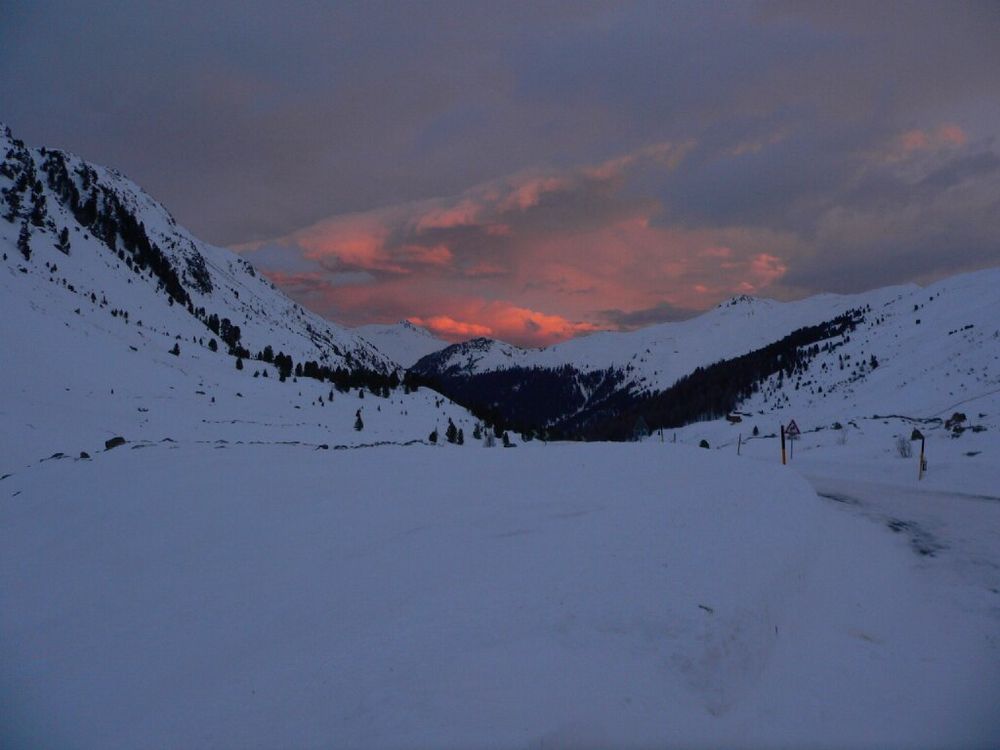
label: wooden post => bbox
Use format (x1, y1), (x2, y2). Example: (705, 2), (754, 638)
(790, 432), (794, 461)
(918, 436), (926, 480)
(737, 433), (742, 456)
(781, 425), (786, 465)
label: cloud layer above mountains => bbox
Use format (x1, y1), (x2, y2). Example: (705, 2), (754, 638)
(3, 1), (998, 343)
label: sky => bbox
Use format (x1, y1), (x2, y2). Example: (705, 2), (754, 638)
(2, 1), (999, 346)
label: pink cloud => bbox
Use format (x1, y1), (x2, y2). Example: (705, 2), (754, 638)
(410, 301), (603, 347)
(702, 246), (733, 258)
(413, 199), (483, 231)
(935, 124), (967, 147)
(402, 244), (454, 266)
(463, 261), (508, 278)
(408, 315), (492, 339)
(292, 211), (410, 274)
(899, 129), (931, 152)
(892, 123), (967, 159)
(496, 175), (573, 212)
(747, 253), (788, 288)
(244, 140), (800, 346)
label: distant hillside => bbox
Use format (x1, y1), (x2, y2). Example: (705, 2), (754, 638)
(354, 320), (449, 368)
(410, 269), (1000, 440)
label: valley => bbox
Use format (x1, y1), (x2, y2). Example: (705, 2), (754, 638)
(1, 124), (998, 748)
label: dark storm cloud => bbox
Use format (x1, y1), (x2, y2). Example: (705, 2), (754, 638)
(1, 0), (997, 339)
(0, 1), (614, 245)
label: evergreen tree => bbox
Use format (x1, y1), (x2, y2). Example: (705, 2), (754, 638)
(429, 428), (438, 444)
(446, 418), (458, 444)
(236, 357), (243, 370)
(29, 189), (47, 227)
(502, 432), (511, 447)
(56, 226), (71, 254)
(752, 425), (759, 437)
(220, 318), (241, 349)
(354, 409), (364, 431)
(4, 190), (21, 223)
(208, 338), (218, 352)
(472, 422), (482, 440)
(457, 428), (464, 445)
(17, 222), (30, 260)
(170, 342), (180, 356)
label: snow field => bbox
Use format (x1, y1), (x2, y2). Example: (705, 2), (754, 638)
(3, 442), (995, 748)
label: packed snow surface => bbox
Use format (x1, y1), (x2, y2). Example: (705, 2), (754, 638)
(2, 443), (997, 748)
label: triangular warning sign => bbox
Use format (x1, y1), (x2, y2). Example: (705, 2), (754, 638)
(786, 419), (800, 436)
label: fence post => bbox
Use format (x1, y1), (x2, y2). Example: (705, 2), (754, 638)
(918, 436), (926, 480)
(781, 425), (786, 465)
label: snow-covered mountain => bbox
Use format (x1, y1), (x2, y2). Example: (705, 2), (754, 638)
(354, 320), (449, 368)
(722, 268), (1000, 420)
(0, 124), (394, 375)
(0, 125), (479, 472)
(413, 285), (914, 392)
(412, 268), (1000, 439)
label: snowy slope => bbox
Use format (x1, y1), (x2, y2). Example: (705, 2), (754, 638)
(650, 266), (1000, 447)
(414, 286), (915, 392)
(0, 251), (480, 475)
(656, 267), (1000, 519)
(354, 320), (449, 368)
(0, 124), (393, 374)
(0, 126), (481, 474)
(734, 267), (1000, 419)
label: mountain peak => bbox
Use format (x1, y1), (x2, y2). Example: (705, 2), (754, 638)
(720, 294), (759, 308)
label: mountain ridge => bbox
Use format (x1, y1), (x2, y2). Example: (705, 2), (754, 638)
(1, 124), (396, 378)
(409, 268), (999, 440)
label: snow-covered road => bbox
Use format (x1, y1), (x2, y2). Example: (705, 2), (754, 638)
(807, 472), (1000, 625)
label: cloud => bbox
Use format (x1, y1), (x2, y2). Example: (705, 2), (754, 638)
(3, 1), (997, 339)
(781, 140), (1000, 292)
(600, 301), (697, 328)
(407, 315), (492, 339)
(411, 302), (602, 347)
(244, 142), (687, 284)
(890, 124), (968, 160)
(241, 143), (807, 345)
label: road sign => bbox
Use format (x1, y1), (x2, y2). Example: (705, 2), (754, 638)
(786, 419), (801, 437)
